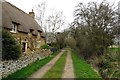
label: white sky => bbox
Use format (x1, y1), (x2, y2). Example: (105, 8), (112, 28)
(5, 0), (120, 31)
(5, 0), (120, 23)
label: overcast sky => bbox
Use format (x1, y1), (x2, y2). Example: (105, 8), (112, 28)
(6, 0), (119, 22)
(5, 0), (120, 31)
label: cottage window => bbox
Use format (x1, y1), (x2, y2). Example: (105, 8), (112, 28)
(28, 29), (34, 35)
(30, 29), (33, 33)
(10, 23), (18, 33)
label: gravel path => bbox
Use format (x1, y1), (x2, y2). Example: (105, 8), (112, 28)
(28, 50), (65, 78)
(62, 50), (75, 78)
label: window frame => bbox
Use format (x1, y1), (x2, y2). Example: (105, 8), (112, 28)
(10, 22), (18, 33)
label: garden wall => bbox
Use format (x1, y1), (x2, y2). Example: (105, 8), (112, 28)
(1, 49), (52, 78)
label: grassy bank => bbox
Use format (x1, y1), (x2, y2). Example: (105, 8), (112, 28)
(43, 50), (67, 78)
(2, 50), (61, 80)
(71, 50), (102, 78)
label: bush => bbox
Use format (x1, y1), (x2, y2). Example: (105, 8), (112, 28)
(2, 29), (21, 60)
(41, 44), (50, 49)
(50, 47), (58, 53)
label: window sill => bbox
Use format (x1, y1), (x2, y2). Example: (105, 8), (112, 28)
(10, 31), (17, 34)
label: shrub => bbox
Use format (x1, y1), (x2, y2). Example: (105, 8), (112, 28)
(50, 47), (58, 53)
(2, 29), (21, 60)
(41, 44), (50, 49)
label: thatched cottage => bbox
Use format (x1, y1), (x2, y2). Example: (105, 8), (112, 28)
(2, 1), (45, 53)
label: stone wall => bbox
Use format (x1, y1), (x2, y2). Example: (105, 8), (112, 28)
(1, 49), (52, 79)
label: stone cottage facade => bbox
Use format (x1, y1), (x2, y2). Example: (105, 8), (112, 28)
(2, 1), (45, 54)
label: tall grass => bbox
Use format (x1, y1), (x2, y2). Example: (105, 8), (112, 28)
(99, 47), (120, 79)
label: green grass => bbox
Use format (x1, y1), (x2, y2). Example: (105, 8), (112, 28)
(43, 50), (67, 78)
(2, 50), (61, 80)
(107, 48), (120, 53)
(71, 50), (102, 79)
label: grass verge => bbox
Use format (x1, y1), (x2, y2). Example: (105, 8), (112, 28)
(2, 50), (61, 80)
(71, 49), (102, 79)
(43, 50), (67, 78)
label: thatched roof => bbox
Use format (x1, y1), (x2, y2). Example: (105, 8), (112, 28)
(2, 1), (44, 36)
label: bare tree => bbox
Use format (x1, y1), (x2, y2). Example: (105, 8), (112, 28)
(46, 10), (65, 33)
(46, 10), (65, 43)
(36, 2), (46, 32)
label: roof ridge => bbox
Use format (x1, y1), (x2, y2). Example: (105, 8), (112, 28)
(5, 1), (30, 16)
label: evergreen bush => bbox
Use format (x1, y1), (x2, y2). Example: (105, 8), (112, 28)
(50, 47), (58, 53)
(2, 29), (21, 60)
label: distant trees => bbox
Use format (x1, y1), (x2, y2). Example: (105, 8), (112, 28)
(55, 31), (68, 49)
